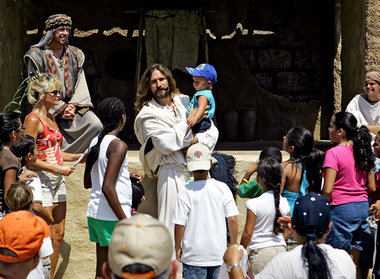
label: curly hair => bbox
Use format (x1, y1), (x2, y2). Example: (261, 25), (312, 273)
(27, 73), (61, 105)
(135, 64), (181, 111)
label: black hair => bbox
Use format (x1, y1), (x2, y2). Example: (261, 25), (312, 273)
(0, 112), (20, 151)
(120, 263), (168, 279)
(131, 180), (145, 211)
(85, 97), (126, 176)
(304, 148), (325, 194)
(301, 227), (332, 279)
(332, 111), (375, 171)
(259, 147), (282, 163)
(285, 127), (324, 193)
(11, 134), (35, 165)
(257, 158), (282, 235)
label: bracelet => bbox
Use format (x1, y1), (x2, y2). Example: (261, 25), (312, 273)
(227, 263), (240, 273)
(242, 178), (249, 183)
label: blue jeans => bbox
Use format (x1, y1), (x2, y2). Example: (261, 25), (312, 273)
(182, 263), (221, 279)
(326, 201), (371, 254)
(191, 119), (211, 134)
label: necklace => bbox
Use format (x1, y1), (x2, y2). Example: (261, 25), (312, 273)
(170, 101), (177, 117)
(45, 49), (71, 97)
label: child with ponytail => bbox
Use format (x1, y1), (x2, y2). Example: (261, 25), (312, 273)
(323, 111), (375, 277)
(84, 97), (142, 279)
(240, 158), (290, 278)
(281, 127), (325, 216)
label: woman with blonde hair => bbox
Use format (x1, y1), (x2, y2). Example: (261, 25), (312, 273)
(23, 72), (83, 278)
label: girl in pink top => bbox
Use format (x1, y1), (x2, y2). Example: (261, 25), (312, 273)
(323, 111), (375, 277)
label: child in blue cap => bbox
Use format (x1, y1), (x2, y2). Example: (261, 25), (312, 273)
(186, 63), (217, 134)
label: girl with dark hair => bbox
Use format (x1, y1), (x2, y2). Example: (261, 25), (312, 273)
(240, 158), (290, 278)
(84, 97), (141, 279)
(282, 127), (325, 216)
(0, 112), (23, 215)
(131, 179), (145, 215)
(226, 192), (356, 279)
(323, 111), (375, 277)
(238, 147), (282, 199)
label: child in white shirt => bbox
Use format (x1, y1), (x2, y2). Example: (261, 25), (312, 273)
(173, 143), (239, 279)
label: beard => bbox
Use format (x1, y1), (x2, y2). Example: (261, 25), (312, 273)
(153, 87), (170, 99)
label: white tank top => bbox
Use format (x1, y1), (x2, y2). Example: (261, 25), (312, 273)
(87, 134), (132, 220)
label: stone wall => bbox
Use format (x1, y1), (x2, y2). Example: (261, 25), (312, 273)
(0, 0), (24, 111)
(2, 1), (380, 141)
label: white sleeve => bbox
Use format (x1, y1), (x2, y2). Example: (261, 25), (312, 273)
(40, 237), (54, 258)
(27, 177), (43, 205)
(246, 199), (258, 216)
(172, 189), (191, 225)
(279, 197), (290, 216)
(196, 120), (219, 151)
(223, 185), (239, 218)
(345, 96), (363, 126)
(148, 119), (193, 155)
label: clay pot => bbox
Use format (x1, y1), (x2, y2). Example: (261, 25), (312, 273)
(240, 109), (256, 141)
(223, 110), (239, 141)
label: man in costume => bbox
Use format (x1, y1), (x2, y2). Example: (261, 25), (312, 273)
(24, 14), (102, 153)
(346, 71), (380, 137)
(134, 64), (218, 237)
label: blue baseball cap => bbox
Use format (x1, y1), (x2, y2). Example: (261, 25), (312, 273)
(186, 63), (217, 84)
(292, 192), (330, 241)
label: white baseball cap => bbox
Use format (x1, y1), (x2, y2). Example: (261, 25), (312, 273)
(186, 143), (211, 171)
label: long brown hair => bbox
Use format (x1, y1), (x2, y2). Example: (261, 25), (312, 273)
(135, 64), (181, 111)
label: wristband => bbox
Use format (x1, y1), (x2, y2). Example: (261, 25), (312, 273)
(227, 263), (240, 273)
(242, 178), (249, 183)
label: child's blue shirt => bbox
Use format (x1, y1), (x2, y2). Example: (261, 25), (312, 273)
(186, 89), (215, 119)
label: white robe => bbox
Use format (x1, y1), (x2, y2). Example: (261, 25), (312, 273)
(346, 94), (380, 125)
(134, 94), (219, 235)
(346, 94), (380, 139)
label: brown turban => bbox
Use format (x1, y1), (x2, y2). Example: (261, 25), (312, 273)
(365, 71), (380, 84)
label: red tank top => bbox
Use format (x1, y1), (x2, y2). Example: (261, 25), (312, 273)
(29, 113), (63, 166)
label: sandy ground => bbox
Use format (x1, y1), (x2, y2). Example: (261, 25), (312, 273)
(58, 150), (290, 278)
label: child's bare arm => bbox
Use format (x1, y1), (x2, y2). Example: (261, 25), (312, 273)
(241, 162), (258, 184)
(187, 95), (209, 127)
(367, 169), (376, 193)
(227, 215), (238, 245)
(240, 210), (255, 248)
(322, 167), (337, 201)
(33, 203), (54, 224)
(174, 224), (185, 262)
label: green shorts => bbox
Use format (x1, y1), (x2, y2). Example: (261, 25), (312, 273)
(87, 217), (118, 247)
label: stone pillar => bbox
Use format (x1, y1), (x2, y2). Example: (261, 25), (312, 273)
(340, 0), (366, 109)
(0, 0), (24, 111)
(365, 0), (380, 71)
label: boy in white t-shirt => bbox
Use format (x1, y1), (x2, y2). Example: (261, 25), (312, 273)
(173, 143), (239, 279)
